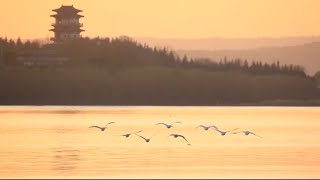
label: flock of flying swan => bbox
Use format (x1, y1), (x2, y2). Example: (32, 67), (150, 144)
(89, 121), (262, 146)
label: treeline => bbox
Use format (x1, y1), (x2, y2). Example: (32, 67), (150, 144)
(180, 57), (306, 77)
(0, 36), (318, 105)
(0, 37), (40, 65)
(0, 36), (307, 77)
(0, 67), (318, 105)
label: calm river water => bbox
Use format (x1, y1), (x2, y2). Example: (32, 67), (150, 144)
(0, 106), (319, 178)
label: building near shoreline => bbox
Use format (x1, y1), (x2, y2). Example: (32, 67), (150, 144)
(16, 47), (69, 67)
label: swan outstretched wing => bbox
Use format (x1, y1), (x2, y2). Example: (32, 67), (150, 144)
(196, 125), (206, 129)
(231, 131), (242, 134)
(156, 122), (169, 127)
(89, 126), (102, 129)
(135, 134), (148, 141)
(105, 122), (115, 127)
(178, 135), (189, 143)
(250, 132), (263, 138)
(226, 128), (239, 133)
(212, 127), (223, 133)
(171, 121), (182, 126)
(208, 125), (218, 130)
(132, 130), (142, 134)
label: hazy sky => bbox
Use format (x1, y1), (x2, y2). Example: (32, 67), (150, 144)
(0, 0), (320, 39)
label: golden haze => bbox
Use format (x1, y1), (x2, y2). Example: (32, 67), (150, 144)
(0, 0), (320, 39)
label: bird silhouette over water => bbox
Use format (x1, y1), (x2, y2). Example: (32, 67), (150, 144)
(196, 125), (218, 131)
(121, 130), (142, 138)
(170, 134), (191, 145)
(156, 121), (181, 129)
(89, 122), (115, 131)
(232, 131), (262, 138)
(212, 127), (238, 136)
(135, 134), (156, 143)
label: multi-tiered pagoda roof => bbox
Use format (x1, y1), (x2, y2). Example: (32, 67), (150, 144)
(50, 5), (85, 42)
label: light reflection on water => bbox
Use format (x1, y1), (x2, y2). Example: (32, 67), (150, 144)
(0, 106), (319, 178)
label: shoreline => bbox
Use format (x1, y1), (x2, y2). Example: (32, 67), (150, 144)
(0, 99), (319, 107)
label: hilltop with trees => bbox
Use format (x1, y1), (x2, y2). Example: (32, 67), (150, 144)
(177, 41), (320, 75)
(0, 36), (319, 105)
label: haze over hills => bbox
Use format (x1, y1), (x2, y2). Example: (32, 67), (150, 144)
(176, 42), (320, 75)
(136, 36), (320, 51)
(135, 36), (320, 75)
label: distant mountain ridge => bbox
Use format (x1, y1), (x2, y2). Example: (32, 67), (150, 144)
(136, 36), (320, 51)
(177, 42), (320, 75)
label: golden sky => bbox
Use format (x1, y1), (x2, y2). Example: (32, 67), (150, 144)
(0, 0), (319, 39)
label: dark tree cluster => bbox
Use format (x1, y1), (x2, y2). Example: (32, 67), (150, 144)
(51, 36), (176, 68)
(0, 67), (317, 105)
(181, 57), (306, 77)
(0, 37), (40, 66)
(0, 37), (307, 77)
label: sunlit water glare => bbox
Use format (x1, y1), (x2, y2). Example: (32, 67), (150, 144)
(0, 106), (319, 178)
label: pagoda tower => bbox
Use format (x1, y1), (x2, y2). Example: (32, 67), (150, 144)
(50, 5), (84, 43)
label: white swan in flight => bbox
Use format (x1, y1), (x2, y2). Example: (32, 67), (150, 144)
(233, 131), (262, 138)
(135, 134), (156, 143)
(196, 125), (218, 131)
(121, 130), (142, 138)
(89, 122), (115, 131)
(170, 134), (191, 145)
(212, 127), (238, 136)
(156, 121), (181, 129)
